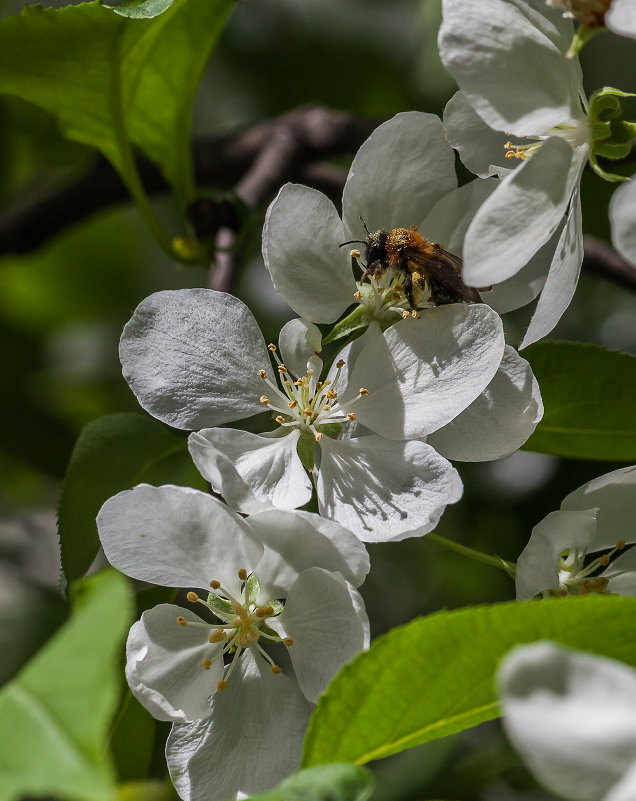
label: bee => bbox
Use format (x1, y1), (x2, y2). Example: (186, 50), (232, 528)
(341, 221), (486, 309)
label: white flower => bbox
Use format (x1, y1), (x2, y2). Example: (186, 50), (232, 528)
(610, 179), (636, 267)
(549, 0), (636, 37)
(119, 288), (543, 541)
(439, 0), (590, 347)
(97, 483), (370, 801)
(263, 110), (529, 325)
(516, 465), (636, 599)
(605, 0), (636, 36)
(498, 641), (636, 801)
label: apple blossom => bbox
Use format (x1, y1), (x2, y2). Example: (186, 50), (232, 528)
(498, 642), (636, 801)
(610, 178), (636, 268)
(97, 483), (370, 800)
(516, 465), (636, 599)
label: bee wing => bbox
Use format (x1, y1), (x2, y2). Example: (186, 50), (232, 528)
(404, 246), (486, 304)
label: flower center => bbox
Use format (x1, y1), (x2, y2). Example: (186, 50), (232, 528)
(176, 568), (293, 692)
(504, 119), (589, 161)
(551, 539), (628, 596)
(258, 344), (369, 443)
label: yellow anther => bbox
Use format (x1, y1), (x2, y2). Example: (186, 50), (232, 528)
(288, 400), (298, 408)
(322, 405), (331, 412)
(259, 369), (267, 379)
(359, 388), (369, 396)
(350, 248), (361, 259)
(315, 432), (323, 442)
(202, 658), (212, 670)
(505, 150), (517, 160)
(354, 290), (362, 300)
(283, 637), (294, 646)
(275, 415), (286, 424)
(326, 389), (337, 399)
(599, 554), (611, 566)
(256, 605), (274, 617)
(504, 141), (513, 150)
(237, 568), (248, 581)
(271, 665), (282, 675)
(304, 408), (313, 416)
(307, 369), (313, 376)
(315, 381), (323, 391)
(294, 379), (303, 386)
(402, 310), (410, 319)
(177, 616), (187, 627)
(392, 292), (401, 300)
(278, 364), (287, 373)
(336, 359), (345, 369)
(187, 592), (199, 603)
(347, 412), (356, 421)
(209, 630), (226, 643)
(411, 310), (420, 318)
(617, 539), (626, 550)
(260, 395), (270, 405)
(210, 579), (221, 589)
(284, 380), (291, 387)
(268, 343), (277, 352)
(217, 679), (227, 692)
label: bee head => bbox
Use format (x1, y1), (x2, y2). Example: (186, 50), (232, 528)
(364, 229), (388, 269)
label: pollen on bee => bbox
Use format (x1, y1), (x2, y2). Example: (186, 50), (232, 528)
(177, 616), (187, 627)
(217, 679), (227, 692)
(187, 592), (199, 603)
(202, 658), (212, 670)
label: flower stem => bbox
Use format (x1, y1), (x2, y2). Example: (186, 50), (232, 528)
(426, 532), (516, 579)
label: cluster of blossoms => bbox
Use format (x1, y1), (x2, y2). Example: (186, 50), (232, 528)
(95, 0), (636, 798)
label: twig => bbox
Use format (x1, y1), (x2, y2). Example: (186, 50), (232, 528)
(582, 235), (636, 292)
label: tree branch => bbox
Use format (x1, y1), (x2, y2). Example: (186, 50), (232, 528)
(582, 235), (636, 292)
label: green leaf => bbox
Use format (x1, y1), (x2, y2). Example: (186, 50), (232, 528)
(0, 569), (133, 801)
(245, 764), (374, 801)
(302, 595), (636, 767)
(104, 0), (176, 18)
(522, 341), (636, 460)
(58, 412), (198, 584)
(0, 0), (233, 201)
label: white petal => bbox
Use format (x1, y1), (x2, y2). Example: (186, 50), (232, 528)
(515, 508), (599, 599)
(428, 346), (543, 461)
(420, 175), (499, 254)
(342, 112), (457, 238)
(166, 649), (312, 801)
(120, 289), (269, 429)
(606, 0), (636, 37)
(269, 568), (369, 703)
(316, 435), (463, 542)
(520, 187), (583, 348)
(97, 484), (262, 596)
(462, 139), (585, 286)
(605, 762), (636, 801)
(443, 91), (513, 179)
(188, 427), (312, 512)
(561, 465), (636, 544)
(498, 642), (636, 801)
(246, 509), (370, 602)
(125, 604), (222, 723)
(439, 0), (583, 135)
(278, 318), (323, 378)
(605, 546), (636, 597)
(262, 184), (356, 323)
(346, 304), (504, 439)
(610, 179), (636, 268)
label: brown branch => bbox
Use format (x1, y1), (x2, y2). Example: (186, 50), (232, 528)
(582, 235), (636, 292)
(0, 105), (379, 257)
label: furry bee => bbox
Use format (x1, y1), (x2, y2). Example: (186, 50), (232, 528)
(341, 222), (485, 309)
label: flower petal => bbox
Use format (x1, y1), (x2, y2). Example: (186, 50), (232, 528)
(561, 465), (636, 543)
(346, 304), (504, 439)
(610, 179), (636, 268)
(269, 568), (369, 703)
(188, 427), (312, 512)
(166, 649), (312, 801)
(120, 289), (269, 429)
(520, 187), (583, 348)
(278, 318), (323, 379)
(443, 91), (513, 179)
(246, 509), (370, 602)
(462, 139), (585, 286)
(498, 642), (636, 801)
(428, 345), (543, 462)
(606, 0), (636, 37)
(605, 545), (636, 598)
(316, 435), (463, 542)
(262, 183), (356, 323)
(126, 604), (222, 723)
(439, 0), (583, 135)
(342, 112), (457, 238)
(97, 484), (263, 596)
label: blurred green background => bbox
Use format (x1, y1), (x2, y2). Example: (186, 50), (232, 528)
(1, 1), (635, 799)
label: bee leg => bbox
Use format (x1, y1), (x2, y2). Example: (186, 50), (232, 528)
(403, 273), (416, 309)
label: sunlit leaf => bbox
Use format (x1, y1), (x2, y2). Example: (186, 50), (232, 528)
(302, 596), (636, 767)
(245, 764), (374, 801)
